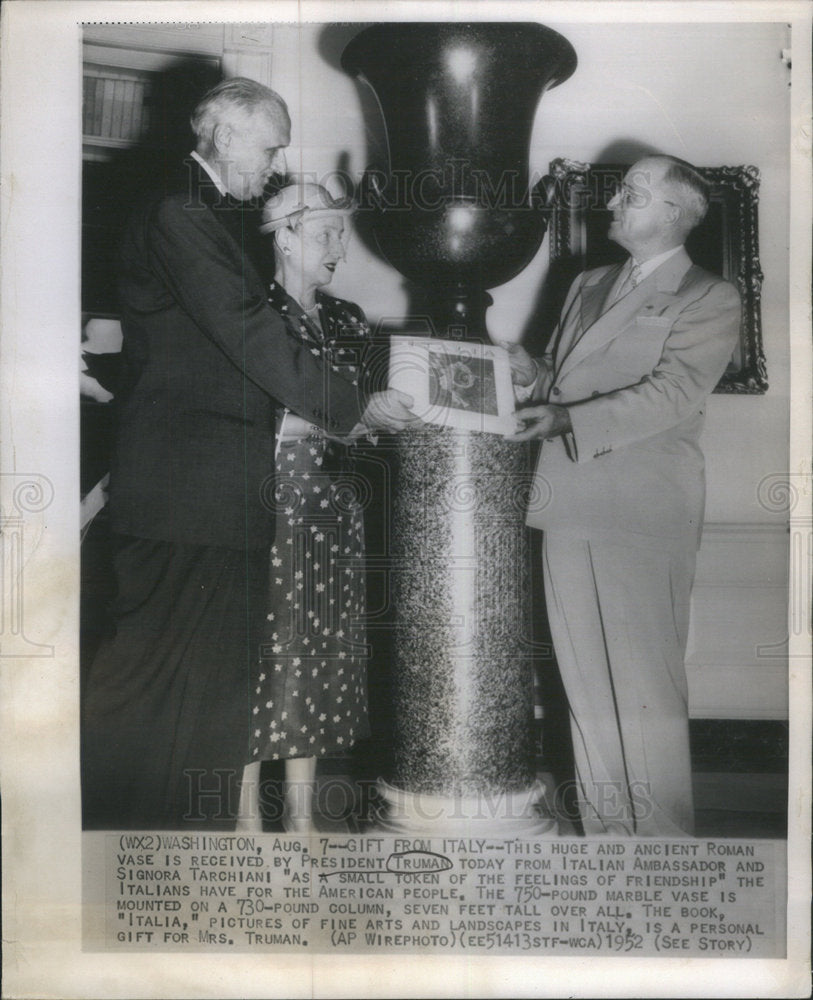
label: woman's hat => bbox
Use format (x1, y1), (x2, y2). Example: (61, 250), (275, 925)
(260, 182), (354, 234)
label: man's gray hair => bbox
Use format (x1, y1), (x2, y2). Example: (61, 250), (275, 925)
(190, 77), (289, 150)
(660, 155), (710, 230)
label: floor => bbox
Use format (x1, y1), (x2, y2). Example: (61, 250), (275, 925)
(257, 726), (789, 838)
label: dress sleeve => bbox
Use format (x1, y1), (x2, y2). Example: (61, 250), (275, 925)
(323, 295), (373, 386)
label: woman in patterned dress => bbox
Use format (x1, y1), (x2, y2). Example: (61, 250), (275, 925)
(237, 183), (378, 833)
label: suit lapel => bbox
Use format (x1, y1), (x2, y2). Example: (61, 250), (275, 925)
(581, 263), (621, 332)
(191, 162), (270, 282)
(556, 248), (693, 382)
(553, 264), (619, 375)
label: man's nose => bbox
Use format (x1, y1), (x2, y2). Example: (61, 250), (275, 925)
(331, 234), (347, 259)
(607, 190), (620, 210)
(270, 149), (287, 174)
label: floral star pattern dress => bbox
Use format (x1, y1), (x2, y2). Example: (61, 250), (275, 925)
(250, 282), (371, 762)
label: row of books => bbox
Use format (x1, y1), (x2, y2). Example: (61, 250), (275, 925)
(83, 72), (150, 141)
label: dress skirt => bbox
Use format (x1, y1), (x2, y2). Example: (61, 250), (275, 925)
(250, 434), (369, 761)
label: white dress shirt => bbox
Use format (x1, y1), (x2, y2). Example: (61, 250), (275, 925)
(190, 150), (227, 196)
(609, 244), (685, 303)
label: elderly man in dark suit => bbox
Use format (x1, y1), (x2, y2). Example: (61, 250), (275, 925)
(81, 78), (415, 829)
(507, 155), (740, 836)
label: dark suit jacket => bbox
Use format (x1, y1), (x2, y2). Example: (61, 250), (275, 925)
(110, 160), (365, 550)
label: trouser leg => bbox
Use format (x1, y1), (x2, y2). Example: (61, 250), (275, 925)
(81, 537), (266, 829)
(542, 533), (695, 836)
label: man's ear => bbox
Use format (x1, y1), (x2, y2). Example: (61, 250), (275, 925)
(664, 202), (682, 228)
(212, 123), (232, 156)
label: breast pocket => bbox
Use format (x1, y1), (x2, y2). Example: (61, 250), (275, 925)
(588, 323), (671, 388)
(635, 314), (673, 331)
(616, 316), (673, 372)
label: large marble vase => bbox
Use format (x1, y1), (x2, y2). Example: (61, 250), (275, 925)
(342, 22), (576, 339)
(342, 23), (576, 833)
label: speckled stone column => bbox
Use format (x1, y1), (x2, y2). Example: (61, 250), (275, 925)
(340, 22), (576, 834)
(376, 427), (554, 834)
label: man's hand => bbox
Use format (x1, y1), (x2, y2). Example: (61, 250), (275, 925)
(493, 339), (539, 387)
(354, 389), (422, 435)
(506, 404), (572, 441)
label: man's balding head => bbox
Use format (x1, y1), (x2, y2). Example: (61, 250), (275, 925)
(608, 155), (710, 260)
(191, 78), (291, 201)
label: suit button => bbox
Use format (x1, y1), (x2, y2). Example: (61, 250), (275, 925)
(592, 390), (600, 398)
(551, 386), (561, 396)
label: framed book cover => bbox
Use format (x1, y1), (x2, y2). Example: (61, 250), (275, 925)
(388, 336), (517, 435)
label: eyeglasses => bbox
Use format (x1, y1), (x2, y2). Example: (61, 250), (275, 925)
(612, 181), (679, 210)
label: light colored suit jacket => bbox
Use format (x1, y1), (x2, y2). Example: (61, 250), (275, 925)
(526, 248), (741, 549)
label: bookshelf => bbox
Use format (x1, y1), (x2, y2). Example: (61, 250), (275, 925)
(83, 65), (153, 156)
(81, 43), (221, 162)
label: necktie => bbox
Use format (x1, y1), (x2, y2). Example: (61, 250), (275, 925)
(614, 260), (642, 302)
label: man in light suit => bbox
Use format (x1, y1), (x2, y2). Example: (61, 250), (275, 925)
(82, 78), (416, 829)
(506, 155), (740, 836)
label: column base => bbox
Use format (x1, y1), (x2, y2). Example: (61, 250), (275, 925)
(373, 779), (557, 836)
